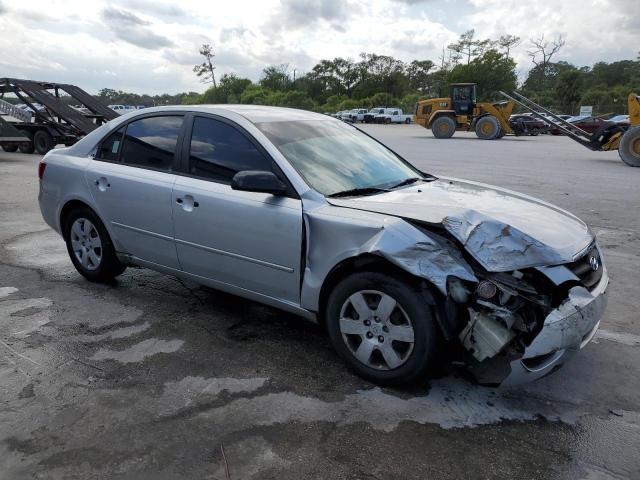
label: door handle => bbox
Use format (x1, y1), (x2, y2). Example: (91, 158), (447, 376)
(176, 195), (199, 211)
(95, 177), (110, 191)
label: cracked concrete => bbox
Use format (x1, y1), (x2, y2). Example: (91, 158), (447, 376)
(1, 130), (640, 479)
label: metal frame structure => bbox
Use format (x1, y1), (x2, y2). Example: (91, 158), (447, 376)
(0, 78), (118, 153)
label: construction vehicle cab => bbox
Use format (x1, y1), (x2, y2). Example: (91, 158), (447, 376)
(414, 83), (519, 140)
(451, 83), (476, 115)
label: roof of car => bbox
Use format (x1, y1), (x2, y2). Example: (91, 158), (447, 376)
(130, 104), (328, 124)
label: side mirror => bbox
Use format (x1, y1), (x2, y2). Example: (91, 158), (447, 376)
(231, 170), (288, 196)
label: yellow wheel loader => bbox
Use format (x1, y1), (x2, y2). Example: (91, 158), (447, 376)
(414, 83), (522, 140)
(501, 91), (640, 167)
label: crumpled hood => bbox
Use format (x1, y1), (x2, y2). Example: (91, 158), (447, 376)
(327, 178), (593, 272)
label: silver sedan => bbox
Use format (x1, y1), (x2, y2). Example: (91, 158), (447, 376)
(38, 105), (608, 386)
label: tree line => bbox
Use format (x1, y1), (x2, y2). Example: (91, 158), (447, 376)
(99, 30), (639, 116)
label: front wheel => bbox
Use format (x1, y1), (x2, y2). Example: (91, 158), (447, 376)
(619, 126), (640, 167)
(475, 115), (501, 140)
(326, 272), (439, 386)
(63, 207), (126, 282)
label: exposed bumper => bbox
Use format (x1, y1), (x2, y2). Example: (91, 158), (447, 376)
(500, 270), (609, 386)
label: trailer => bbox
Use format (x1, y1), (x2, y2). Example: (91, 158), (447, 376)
(500, 90), (640, 167)
(0, 78), (118, 155)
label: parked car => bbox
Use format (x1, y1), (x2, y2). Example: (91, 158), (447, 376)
(374, 108), (412, 124)
(38, 105), (608, 387)
(549, 115), (611, 135)
(108, 104), (138, 115)
(608, 114), (630, 127)
(339, 110), (353, 122)
(509, 114), (549, 136)
(348, 108), (369, 122)
(363, 107), (386, 123)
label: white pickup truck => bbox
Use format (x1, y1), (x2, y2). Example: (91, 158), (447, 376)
(374, 108), (413, 124)
(347, 108), (368, 122)
(363, 107), (386, 123)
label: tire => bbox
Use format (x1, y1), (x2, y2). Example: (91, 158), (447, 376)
(33, 130), (54, 155)
(619, 126), (640, 167)
(18, 132), (34, 154)
(431, 116), (456, 139)
(1, 145), (18, 152)
(326, 272), (439, 386)
(63, 207), (126, 282)
(385, 118), (391, 124)
(475, 115), (501, 140)
(405, 118), (411, 124)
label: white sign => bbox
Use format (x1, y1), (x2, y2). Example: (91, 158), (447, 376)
(579, 105), (593, 116)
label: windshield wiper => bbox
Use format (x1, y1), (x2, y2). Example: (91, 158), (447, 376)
(327, 187), (389, 198)
(388, 177), (423, 189)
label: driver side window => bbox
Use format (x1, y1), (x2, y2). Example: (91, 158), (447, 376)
(189, 116), (273, 183)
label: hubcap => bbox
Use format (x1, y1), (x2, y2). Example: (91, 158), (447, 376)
(339, 290), (415, 370)
(632, 137), (640, 156)
(481, 122), (493, 135)
(70, 218), (102, 271)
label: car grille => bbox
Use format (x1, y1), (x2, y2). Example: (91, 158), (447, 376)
(566, 245), (603, 290)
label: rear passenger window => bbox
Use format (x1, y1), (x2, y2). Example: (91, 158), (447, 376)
(189, 116), (272, 182)
(97, 126), (125, 162)
(120, 116), (183, 171)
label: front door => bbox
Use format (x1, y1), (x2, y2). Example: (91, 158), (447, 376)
(172, 115), (303, 304)
(86, 114), (184, 269)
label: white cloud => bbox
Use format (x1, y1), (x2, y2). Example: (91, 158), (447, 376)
(0, 0), (636, 95)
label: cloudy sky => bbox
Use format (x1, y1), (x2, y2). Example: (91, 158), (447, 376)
(0, 0), (637, 95)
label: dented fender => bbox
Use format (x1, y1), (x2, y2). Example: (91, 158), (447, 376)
(299, 202), (477, 312)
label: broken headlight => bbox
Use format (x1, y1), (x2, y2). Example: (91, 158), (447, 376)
(448, 270), (552, 362)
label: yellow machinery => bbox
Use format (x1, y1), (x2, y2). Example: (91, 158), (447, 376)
(501, 91), (640, 167)
(414, 83), (519, 140)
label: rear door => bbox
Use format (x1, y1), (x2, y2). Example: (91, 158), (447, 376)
(172, 114), (303, 303)
(86, 114), (184, 269)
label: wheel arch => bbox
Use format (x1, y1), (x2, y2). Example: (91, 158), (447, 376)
(317, 253), (442, 330)
(58, 198), (113, 241)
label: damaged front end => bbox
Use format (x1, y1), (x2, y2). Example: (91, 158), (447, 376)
(306, 185), (608, 386)
(446, 243), (608, 386)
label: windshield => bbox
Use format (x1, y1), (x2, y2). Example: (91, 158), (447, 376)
(256, 120), (422, 196)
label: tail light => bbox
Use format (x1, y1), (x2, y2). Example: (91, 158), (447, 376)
(38, 161), (47, 180)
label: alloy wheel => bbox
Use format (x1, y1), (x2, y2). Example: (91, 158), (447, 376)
(339, 290), (415, 370)
(70, 218), (102, 271)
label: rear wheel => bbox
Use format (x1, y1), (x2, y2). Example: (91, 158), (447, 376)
(63, 207), (126, 282)
(405, 117), (411, 124)
(326, 272), (439, 386)
(385, 117), (391, 124)
(1, 145), (18, 152)
(619, 126), (640, 167)
(33, 130), (54, 155)
(431, 116), (456, 139)
(475, 115), (501, 140)
(18, 133), (34, 154)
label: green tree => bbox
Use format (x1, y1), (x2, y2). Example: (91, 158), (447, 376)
(555, 69), (584, 114)
(193, 44), (217, 87)
(406, 60), (435, 93)
(260, 65), (291, 91)
(448, 49), (517, 100)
